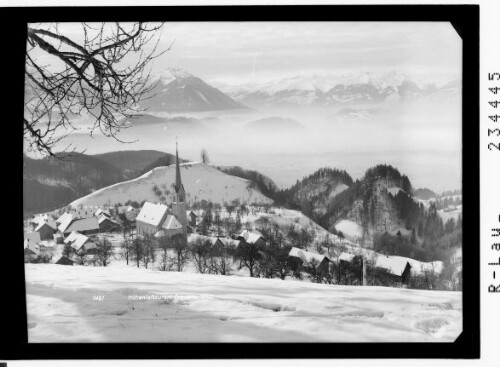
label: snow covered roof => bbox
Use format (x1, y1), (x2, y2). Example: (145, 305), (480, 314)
(136, 202), (169, 227)
(64, 231), (80, 244)
(56, 212), (72, 225)
(161, 214), (183, 231)
(70, 232), (95, 251)
(289, 247), (329, 264)
(34, 220), (56, 232)
(64, 217), (99, 234)
(24, 231), (41, 244)
(237, 229), (265, 244)
(58, 214), (75, 233)
(338, 252), (355, 263)
(187, 210), (198, 217)
(24, 240), (40, 255)
(374, 255), (411, 276)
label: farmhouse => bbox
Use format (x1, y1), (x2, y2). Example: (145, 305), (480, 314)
(136, 144), (188, 240)
(288, 247), (331, 276)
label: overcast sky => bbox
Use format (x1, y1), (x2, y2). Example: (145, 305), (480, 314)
(32, 21), (462, 85)
(150, 21), (462, 84)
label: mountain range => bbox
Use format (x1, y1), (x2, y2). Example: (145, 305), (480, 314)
(212, 70), (461, 109)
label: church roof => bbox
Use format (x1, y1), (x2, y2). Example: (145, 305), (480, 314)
(136, 202), (169, 227)
(161, 214), (183, 231)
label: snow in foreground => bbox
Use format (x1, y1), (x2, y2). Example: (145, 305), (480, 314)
(25, 264), (462, 343)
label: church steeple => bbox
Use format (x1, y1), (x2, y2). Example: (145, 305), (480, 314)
(174, 140), (186, 203)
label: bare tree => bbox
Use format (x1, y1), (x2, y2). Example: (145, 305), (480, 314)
(95, 238), (114, 267)
(200, 149), (210, 164)
(24, 22), (166, 157)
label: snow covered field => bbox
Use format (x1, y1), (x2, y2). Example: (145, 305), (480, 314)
(25, 264), (461, 343)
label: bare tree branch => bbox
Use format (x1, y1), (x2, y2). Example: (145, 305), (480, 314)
(24, 22), (166, 157)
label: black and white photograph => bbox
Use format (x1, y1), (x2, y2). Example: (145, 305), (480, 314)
(22, 19), (464, 343)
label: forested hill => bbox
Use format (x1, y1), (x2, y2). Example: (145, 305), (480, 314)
(273, 164), (461, 262)
(273, 167), (354, 216)
(23, 150), (179, 217)
(216, 166), (279, 199)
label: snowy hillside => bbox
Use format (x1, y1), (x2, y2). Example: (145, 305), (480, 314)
(70, 162), (273, 207)
(25, 264), (462, 342)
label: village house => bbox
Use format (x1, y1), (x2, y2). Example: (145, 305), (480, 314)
(288, 247), (331, 277)
(136, 143), (188, 241)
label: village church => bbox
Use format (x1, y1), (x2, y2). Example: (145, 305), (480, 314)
(135, 143), (188, 240)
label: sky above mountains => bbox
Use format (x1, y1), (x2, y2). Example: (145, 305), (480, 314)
(152, 22), (461, 85)
(35, 22), (461, 85)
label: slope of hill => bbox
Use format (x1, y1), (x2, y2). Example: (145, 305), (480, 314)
(70, 162), (273, 207)
(23, 150), (182, 216)
(216, 165), (279, 198)
(26, 264), (462, 342)
(414, 188), (438, 200)
(141, 68), (247, 113)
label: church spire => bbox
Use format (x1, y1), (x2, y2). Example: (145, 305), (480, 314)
(174, 139), (185, 202)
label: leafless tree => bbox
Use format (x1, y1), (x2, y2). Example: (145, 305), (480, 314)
(25, 22), (166, 157)
(95, 238), (114, 267)
(200, 149), (210, 164)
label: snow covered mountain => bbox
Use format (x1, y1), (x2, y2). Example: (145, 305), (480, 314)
(141, 68), (247, 113)
(70, 162), (273, 207)
(213, 70), (461, 108)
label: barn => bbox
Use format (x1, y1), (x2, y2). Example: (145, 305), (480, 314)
(374, 255), (412, 284)
(288, 247), (331, 276)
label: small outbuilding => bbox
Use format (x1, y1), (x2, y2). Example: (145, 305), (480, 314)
(187, 210), (198, 227)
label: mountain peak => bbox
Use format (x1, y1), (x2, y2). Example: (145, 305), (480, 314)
(156, 67), (194, 85)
